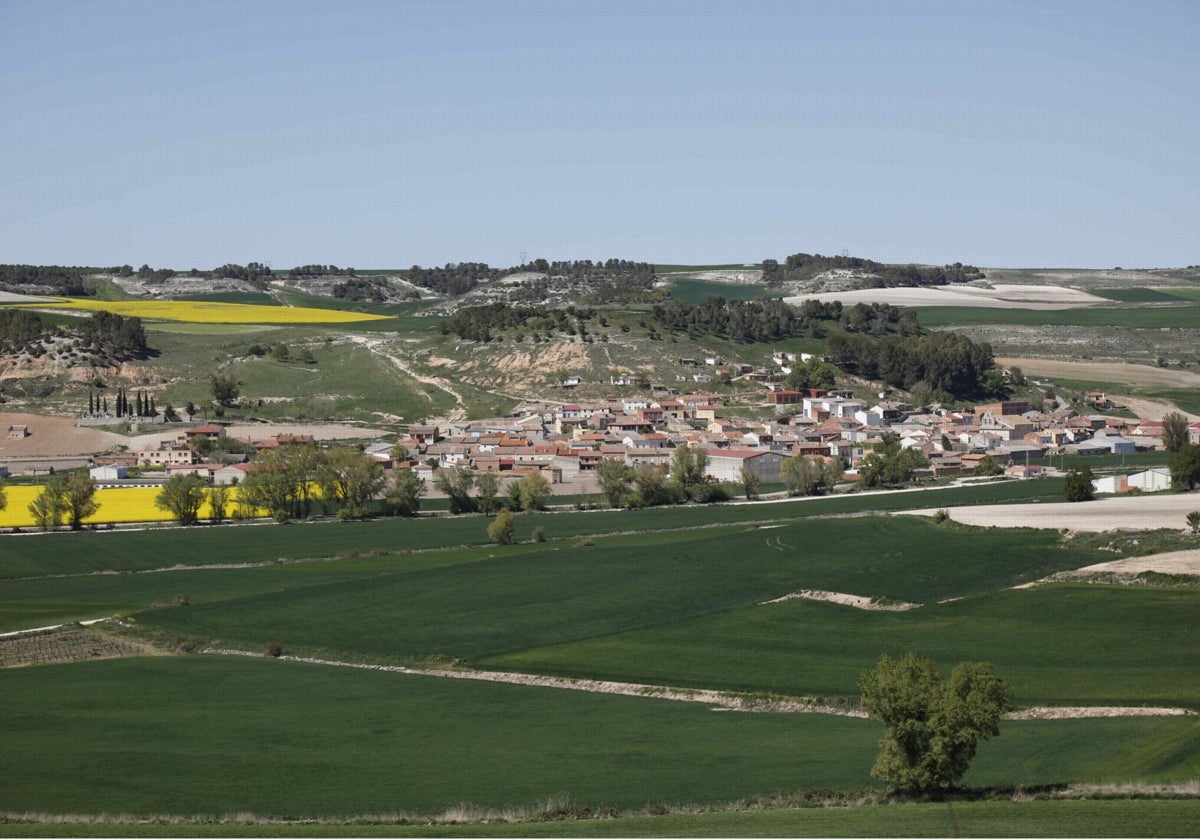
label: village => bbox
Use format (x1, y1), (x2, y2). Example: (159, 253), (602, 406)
(16, 353), (1192, 505)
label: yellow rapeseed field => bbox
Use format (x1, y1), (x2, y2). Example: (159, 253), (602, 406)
(30, 298), (391, 325)
(0, 485), (261, 528)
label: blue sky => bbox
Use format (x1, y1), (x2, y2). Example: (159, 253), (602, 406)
(2, 1), (1197, 270)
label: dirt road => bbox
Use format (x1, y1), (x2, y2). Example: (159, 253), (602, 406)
(909, 493), (1200, 532)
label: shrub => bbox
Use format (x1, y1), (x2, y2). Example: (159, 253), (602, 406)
(932, 509), (950, 524)
(265, 641), (284, 658)
(532, 526), (547, 543)
(1187, 511), (1200, 535)
(488, 509), (515, 545)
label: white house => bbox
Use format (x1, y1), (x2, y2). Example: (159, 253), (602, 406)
(1129, 468), (1172, 492)
(90, 465), (127, 481)
(703, 449), (786, 483)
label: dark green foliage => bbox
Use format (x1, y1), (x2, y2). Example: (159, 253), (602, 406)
(208, 373), (239, 406)
(652, 296), (844, 342)
(1063, 465), (1095, 502)
(0, 308), (55, 352)
(0, 264), (96, 295)
(385, 467), (425, 516)
(860, 653), (1013, 794)
(1170, 443), (1200, 491)
(761, 252), (983, 288)
(828, 331), (997, 400)
(432, 465), (476, 513)
(858, 435), (927, 488)
(332, 277), (390, 301)
(155, 474), (208, 526)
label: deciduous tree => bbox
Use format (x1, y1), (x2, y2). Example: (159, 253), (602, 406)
(386, 467), (425, 516)
(1162, 412), (1190, 453)
(1063, 465), (1095, 502)
(860, 652), (1012, 794)
(156, 474), (208, 526)
(488, 508), (515, 545)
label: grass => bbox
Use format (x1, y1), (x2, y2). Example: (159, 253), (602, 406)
(173, 292), (282, 306)
(2, 656), (1198, 822)
(1091, 287), (1198, 303)
(910, 305), (1200, 329)
(1044, 377), (1200, 417)
(664, 279), (782, 304)
(4, 800), (1200, 837)
(0, 656), (880, 817)
(485, 584), (1200, 708)
(0, 479), (1069, 579)
(133, 517), (1120, 668)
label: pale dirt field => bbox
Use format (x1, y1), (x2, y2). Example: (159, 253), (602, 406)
(761, 589), (918, 611)
(784, 285), (1107, 310)
(0, 412), (125, 458)
(908, 494), (1200, 532)
(997, 357), (1200, 389)
(1112, 397), (1199, 422)
(0, 291), (54, 303)
(1063, 548), (1200, 577)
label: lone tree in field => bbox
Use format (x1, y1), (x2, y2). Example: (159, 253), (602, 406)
(1161, 411), (1191, 453)
(156, 473), (208, 525)
(1063, 465), (1095, 502)
(739, 464), (760, 501)
(488, 508), (515, 545)
(860, 652), (1013, 795)
(209, 373), (240, 407)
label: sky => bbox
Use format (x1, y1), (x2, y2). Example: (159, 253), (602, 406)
(2, 1), (1198, 270)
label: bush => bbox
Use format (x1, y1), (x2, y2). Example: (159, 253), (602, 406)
(487, 509), (515, 545)
(932, 509), (950, 524)
(265, 641), (284, 658)
(532, 526), (547, 543)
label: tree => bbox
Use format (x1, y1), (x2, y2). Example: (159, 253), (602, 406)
(28, 478), (68, 530)
(517, 470), (551, 511)
(859, 652), (1013, 794)
(62, 472), (99, 530)
(670, 445), (708, 501)
(1162, 412), (1190, 453)
(1170, 443), (1200, 491)
(238, 449), (298, 522)
(433, 465), (476, 514)
(1063, 465), (1095, 502)
(596, 458), (634, 508)
(209, 373), (240, 406)
(975, 454), (1003, 477)
(208, 485), (229, 524)
(739, 464), (760, 500)
(156, 474), (208, 526)
(0, 478), (6, 515)
(488, 508), (515, 545)
(474, 471), (500, 515)
(317, 447), (384, 520)
(633, 464), (678, 508)
(386, 467), (425, 516)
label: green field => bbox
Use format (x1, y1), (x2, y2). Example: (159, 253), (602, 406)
(665, 278), (782, 303)
(2, 657), (1198, 823)
(174, 291), (282, 306)
(4, 475), (1200, 829)
(910, 305), (1200, 329)
(485, 584), (1200, 707)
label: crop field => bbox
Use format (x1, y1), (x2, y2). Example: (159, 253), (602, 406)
(0, 485), (255, 529)
(2, 657), (1199, 823)
(15, 298), (391, 324)
(3, 483), (1199, 832)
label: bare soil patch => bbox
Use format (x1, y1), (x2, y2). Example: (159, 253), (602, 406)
(0, 412), (125, 459)
(908, 494), (1200, 532)
(785, 285), (1105, 310)
(1061, 549), (1200, 578)
(761, 589), (918, 611)
(0, 625), (164, 668)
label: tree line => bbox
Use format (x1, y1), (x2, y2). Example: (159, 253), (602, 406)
(827, 331), (1001, 400)
(0, 309), (147, 361)
(0, 264), (98, 296)
(761, 252), (984, 287)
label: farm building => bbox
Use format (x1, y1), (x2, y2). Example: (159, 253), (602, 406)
(703, 449), (786, 483)
(89, 465), (127, 481)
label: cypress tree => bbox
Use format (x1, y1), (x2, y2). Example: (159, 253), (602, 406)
(88, 392), (94, 414)
(103, 396), (109, 414)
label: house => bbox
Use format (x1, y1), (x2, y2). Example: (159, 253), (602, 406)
(704, 449), (786, 483)
(7, 424), (29, 439)
(1006, 464), (1046, 480)
(90, 465), (127, 481)
(136, 447), (198, 467)
(188, 424), (227, 441)
(214, 463), (257, 485)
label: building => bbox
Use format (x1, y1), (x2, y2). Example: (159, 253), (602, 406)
(703, 449), (786, 483)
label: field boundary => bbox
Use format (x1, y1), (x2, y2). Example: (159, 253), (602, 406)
(198, 648), (1193, 720)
